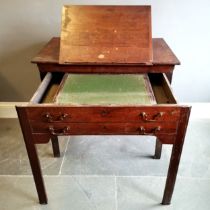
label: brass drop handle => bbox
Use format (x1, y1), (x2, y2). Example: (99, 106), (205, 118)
(138, 126), (161, 135)
(59, 113), (69, 120)
(44, 113), (69, 122)
(154, 126), (161, 133)
(138, 126), (146, 134)
(49, 126), (70, 135)
(140, 112), (164, 122)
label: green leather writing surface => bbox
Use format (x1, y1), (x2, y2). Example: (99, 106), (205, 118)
(56, 74), (156, 105)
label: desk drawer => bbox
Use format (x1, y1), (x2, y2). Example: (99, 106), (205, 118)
(30, 122), (178, 135)
(16, 73), (191, 145)
(26, 73), (181, 123)
(17, 74), (190, 142)
(26, 106), (181, 123)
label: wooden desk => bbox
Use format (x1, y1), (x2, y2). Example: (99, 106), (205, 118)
(16, 5), (189, 206)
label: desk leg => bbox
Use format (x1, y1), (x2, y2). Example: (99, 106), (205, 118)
(154, 138), (162, 159)
(51, 136), (60, 157)
(16, 107), (48, 204)
(165, 71), (173, 83)
(162, 108), (190, 205)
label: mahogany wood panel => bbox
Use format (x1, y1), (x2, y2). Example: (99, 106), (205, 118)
(37, 63), (175, 74)
(32, 133), (50, 144)
(32, 37), (180, 66)
(32, 133), (176, 145)
(152, 38), (180, 65)
(60, 6), (152, 64)
(30, 122), (178, 135)
(25, 106), (181, 123)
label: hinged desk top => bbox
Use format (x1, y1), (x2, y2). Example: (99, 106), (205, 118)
(59, 6), (152, 65)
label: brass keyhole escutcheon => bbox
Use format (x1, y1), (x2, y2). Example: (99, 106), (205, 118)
(101, 110), (109, 116)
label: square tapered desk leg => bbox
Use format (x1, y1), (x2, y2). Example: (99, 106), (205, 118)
(154, 138), (162, 159)
(162, 107), (190, 205)
(16, 107), (48, 204)
(51, 136), (60, 157)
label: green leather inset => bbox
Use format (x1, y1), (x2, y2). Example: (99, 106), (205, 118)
(56, 74), (155, 105)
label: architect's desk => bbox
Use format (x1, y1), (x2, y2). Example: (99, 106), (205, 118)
(16, 5), (191, 206)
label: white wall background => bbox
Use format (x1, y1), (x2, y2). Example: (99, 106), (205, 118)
(0, 0), (210, 102)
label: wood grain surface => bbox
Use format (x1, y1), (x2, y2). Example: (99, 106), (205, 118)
(32, 37), (180, 65)
(59, 6), (152, 64)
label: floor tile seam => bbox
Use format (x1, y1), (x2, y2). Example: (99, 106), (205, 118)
(115, 176), (118, 210)
(58, 136), (70, 175)
(1, 174), (210, 180)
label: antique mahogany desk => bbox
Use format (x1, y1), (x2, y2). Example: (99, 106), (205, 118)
(16, 6), (191, 205)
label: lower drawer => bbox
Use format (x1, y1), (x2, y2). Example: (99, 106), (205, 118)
(30, 122), (178, 135)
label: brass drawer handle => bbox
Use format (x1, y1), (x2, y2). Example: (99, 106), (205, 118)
(49, 126), (70, 135)
(44, 113), (69, 122)
(140, 112), (164, 122)
(138, 126), (161, 135)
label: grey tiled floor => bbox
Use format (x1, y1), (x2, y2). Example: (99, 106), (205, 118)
(0, 118), (210, 209)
